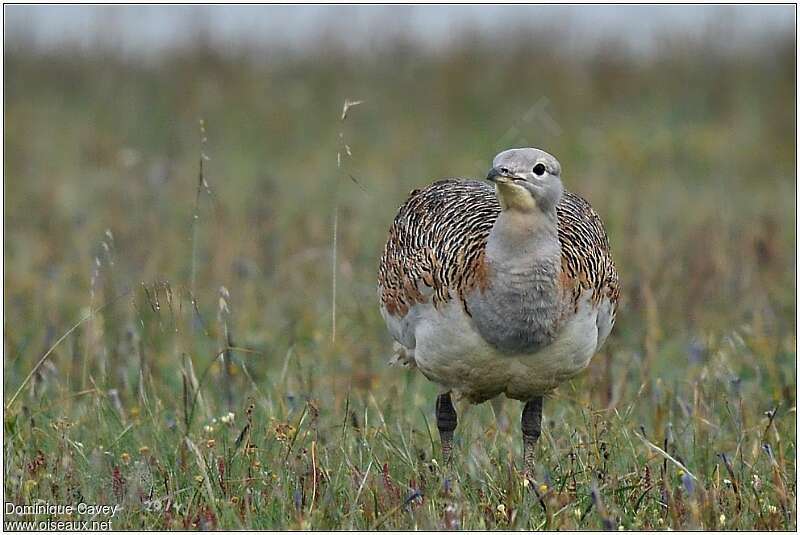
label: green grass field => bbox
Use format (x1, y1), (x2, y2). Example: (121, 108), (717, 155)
(3, 26), (797, 530)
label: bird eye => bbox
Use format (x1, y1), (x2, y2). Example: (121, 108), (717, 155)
(532, 163), (546, 176)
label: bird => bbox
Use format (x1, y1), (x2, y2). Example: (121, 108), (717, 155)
(377, 147), (620, 478)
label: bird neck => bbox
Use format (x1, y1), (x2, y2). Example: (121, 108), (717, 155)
(467, 207), (565, 354)
(488, 208), (560, 260)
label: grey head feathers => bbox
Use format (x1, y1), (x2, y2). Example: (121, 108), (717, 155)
(487, 148), (564, 213)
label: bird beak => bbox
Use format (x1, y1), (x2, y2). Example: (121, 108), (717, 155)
(486, 167), (506, 183)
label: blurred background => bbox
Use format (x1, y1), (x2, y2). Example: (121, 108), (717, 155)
(2, 5), (797, 528)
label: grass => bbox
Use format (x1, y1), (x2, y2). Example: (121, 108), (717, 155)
(3, 22), (797, 530)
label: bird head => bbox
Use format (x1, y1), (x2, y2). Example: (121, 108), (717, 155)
(486, 148), (563, 213)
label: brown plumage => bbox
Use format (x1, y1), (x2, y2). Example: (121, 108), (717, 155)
(378, 178), (620, 322)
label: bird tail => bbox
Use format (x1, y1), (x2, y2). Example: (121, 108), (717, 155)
(388, 342), (417, 368)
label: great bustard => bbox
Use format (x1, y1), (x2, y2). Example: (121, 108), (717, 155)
(377, 147), (620, 477)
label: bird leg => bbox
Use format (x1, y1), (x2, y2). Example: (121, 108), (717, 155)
(436, 392), (458, 465)
(521, 396), (543, 481)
